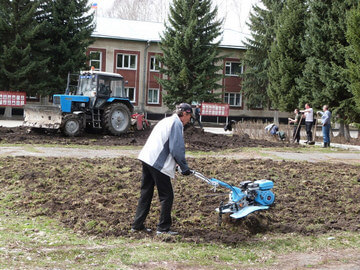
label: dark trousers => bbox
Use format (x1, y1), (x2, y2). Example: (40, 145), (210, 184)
(305, 121), (313, 142)
(132, 162), (174, 232)
(293, 125), (301, 143)
(195, 116), (203, 128)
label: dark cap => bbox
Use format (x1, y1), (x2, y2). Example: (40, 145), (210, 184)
(178, 103), (193, 114)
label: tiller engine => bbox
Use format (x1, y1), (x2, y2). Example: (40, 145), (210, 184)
(192, 171), (275, 221)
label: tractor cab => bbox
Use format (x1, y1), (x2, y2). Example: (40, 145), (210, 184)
(76, 72), (126, 98)
(75, 71), (128, 110)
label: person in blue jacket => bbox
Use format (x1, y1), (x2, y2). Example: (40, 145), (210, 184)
(194, 104), (203, 129)
(131, 103), (193, 235)
(317, 105), (332, 148)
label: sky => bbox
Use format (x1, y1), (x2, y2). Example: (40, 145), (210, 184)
(92, 0), (261, 35)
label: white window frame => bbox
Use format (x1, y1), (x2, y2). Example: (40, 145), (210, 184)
(224, 92), (242, 107)
(147, 88), (160, 104)
(225, 61), (243, 76)
(150, 56), (160, 72)
(89, 51), (102, 71)
(116, 53), (137, 70)
(124, 87), (136, 103)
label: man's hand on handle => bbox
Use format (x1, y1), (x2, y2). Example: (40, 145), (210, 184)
(181, 169), (192, 176)
(176, 165), (193, 176)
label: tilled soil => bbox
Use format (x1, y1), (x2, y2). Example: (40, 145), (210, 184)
(0, 125), (296, 151)
(1, 125), (359, 245)
(1, 156), (359, 245)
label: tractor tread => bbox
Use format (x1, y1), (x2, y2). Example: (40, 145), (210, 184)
(103, 103), (131, 136)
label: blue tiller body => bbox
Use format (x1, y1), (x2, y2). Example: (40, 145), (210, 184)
(192, 171), (275, 220)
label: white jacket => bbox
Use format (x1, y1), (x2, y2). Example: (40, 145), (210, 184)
(138, 114), (189, 178)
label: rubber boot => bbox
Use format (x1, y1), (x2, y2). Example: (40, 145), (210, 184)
(323, 142), (328, 148)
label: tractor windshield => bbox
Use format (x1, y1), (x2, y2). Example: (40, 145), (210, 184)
(98, 76), (126, 97)
(111, 79), (126, 97)
(77, 74), (97, 97)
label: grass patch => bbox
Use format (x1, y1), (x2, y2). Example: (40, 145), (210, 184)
(0, 209), (359, 269)
(187, 148), (243, 156)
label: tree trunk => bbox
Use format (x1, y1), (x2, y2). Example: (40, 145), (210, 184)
(344, 124), (351, 142)
(273, 110), (279, 126)
(338, 121), (345, 137)
(40, 96), (47, 105)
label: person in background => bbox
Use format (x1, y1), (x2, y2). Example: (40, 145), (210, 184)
(194, 104), (203, 129)
(131, 103), (193, 236)
(317, 105), (332, 148)
(300, 103), (313, 143)
(288, 108), (302, 143)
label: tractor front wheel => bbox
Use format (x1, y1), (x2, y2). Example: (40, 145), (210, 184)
(60, 114), (84, 137)
(103, 103), (131, 135)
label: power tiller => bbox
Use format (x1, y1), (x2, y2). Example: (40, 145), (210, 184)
(191, 171), (275, 222)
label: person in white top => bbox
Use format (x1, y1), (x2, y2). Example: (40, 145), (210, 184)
(132, 103), (193, 235)
(300, 103), (314, 143)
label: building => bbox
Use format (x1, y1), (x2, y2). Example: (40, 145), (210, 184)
(88, 17), (290, 123)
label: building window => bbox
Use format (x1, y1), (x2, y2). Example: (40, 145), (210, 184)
(150, 56), (160, 71)
(90, 51), (101, 71)
(148, 88), (159, 104)
(225, 62), (242, 76)
(116, 54), (137, 69)
(224, 92), (242, 107)
(124, 87), (136, 103)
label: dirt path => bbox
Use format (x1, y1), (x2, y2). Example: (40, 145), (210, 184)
(273, 248), (360, 270)
(1, 145), (359, 165)
(0, 145), (140, 158)
(259, 150), (360, 164)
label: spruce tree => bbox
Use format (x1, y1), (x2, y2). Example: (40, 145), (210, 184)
(346, 3), (360, 115)
(267, 0), (307, 112)
(37, 0), (95, 95)
(0, 0), (50, 94)
(242, 0), (284, 109)
(157, 0), (223, 108)
(298, 0), (359, 131)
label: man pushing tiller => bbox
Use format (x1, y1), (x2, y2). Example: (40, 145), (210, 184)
(131, 103), (193, 235)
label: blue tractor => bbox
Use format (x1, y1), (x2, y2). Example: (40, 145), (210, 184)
(24, 71), (134, 136)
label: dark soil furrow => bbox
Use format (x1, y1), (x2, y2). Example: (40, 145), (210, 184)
(0, 156), (359, 244)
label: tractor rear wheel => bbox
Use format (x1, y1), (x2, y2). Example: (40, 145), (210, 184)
(60, 114), (83, 137)
(103, 103), (131, 135)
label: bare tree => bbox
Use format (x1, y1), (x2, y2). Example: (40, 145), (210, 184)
(102, 0), (260, 30)
(214, 0), (261, 34)
(105, 0), (169, 22)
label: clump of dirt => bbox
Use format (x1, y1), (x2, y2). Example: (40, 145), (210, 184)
(0, 125), (296, 151)
(1, 156), (359, 244)
(184, 126), (294, 150)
